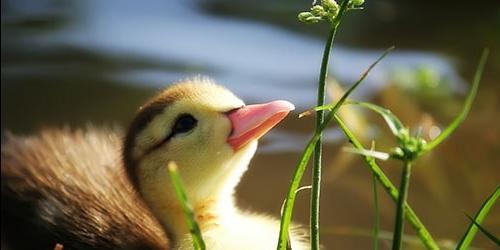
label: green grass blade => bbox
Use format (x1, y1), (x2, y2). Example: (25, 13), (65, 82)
(299, 46), (395, 119)
(425, 49), (489, 152)
(465, 214), (500, 246)
(372, 173), (380, 250)
(277, 46), (393, 250)
(278, 134), (321, 250)
(456, 185), (499, 249)
(346, 101), (405, 137)
(167, 162), (206, 250)
(334, 115), (439, 250)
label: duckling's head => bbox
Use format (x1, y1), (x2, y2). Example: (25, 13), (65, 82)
(123, 78), (293, 235)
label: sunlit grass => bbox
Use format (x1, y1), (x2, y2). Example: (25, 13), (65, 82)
(457, 185), (499, 249)
(277, 44), (400, 249)
(284, 2), (492, 248)
(167, 162), (206, 250)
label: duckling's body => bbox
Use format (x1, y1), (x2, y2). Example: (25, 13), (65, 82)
(2, 128), (169, 249)
(2, 78), (307, 249)
(178, 209), (307, 250)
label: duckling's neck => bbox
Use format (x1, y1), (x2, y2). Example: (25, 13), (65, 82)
(162, 194), (236, 243)
(140, 142), (258, 245)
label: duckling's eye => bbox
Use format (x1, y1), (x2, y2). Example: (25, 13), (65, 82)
(172, 114), (198, 135)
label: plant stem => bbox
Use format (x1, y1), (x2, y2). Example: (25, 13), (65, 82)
(310, 1), (350, 248)
(277, 47), (394, 250)
(372, 173), (380, 250)
(278, 132), (321, 250)
(311, 25), (336, 250)
(392, 161), (412, 250)
(334, 115), (439, 250)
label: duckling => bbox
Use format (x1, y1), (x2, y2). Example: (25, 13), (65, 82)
(2, 78), (308, 249)
(2, 127), (169, 249)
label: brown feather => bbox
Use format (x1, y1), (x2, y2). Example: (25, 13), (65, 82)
(1, 127), (169, 249)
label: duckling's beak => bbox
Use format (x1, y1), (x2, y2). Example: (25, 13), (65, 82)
(227, 100), (295, 151)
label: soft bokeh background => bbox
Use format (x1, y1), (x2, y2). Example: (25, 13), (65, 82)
(2, 0), (499, 249)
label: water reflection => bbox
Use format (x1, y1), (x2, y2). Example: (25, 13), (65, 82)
(3, 0), (464, 110)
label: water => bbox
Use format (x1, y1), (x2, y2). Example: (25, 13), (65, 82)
(3, 0), (466, 108)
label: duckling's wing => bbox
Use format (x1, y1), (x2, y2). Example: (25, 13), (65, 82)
(1, 127), (169, 250)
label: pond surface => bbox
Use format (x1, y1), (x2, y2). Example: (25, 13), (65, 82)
(2, 0), (499, 249)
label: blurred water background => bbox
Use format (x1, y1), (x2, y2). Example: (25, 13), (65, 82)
(2, 0), (499, 249)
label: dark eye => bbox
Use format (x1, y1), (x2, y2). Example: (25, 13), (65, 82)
(172, 114), (197, 135)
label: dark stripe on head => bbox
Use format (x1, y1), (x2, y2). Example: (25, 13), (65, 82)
(122, 89), (184, 188)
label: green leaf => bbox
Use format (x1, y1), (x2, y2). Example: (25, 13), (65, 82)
(465, 214), (500, 246)
(167, 162), (206, 250)
(456, 185), (499, 249)
(425, 49), (489, 152)
(298, 46), (394, 119)
(347, 101), (405, 137)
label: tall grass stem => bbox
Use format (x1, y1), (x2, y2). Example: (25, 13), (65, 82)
(311, 22), (336, 250)
(277, 46), (391, 250)
(372, 173), (380, 250)
(392, 161), (412, 250)
(310, 1), (350, 248)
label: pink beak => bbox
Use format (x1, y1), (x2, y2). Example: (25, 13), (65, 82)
(227, 100), (295, 151)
